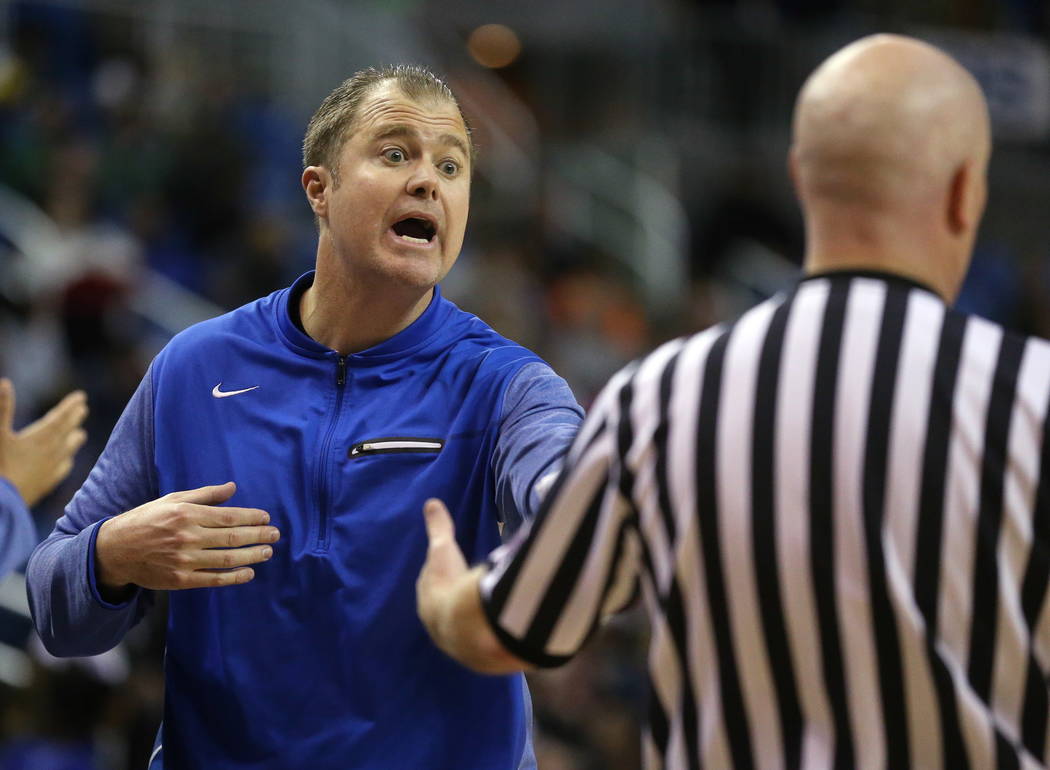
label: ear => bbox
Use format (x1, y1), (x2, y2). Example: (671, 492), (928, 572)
(946, 158), (984, 236)
(302, 166), (331, 219)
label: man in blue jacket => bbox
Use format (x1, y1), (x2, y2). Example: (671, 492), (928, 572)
(26, 65), (582, 769)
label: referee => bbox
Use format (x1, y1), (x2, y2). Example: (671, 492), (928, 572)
(417, 34), (1050, 770)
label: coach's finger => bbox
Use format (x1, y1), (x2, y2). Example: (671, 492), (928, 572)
(197, 524), (281, 549)
(184, 567), (256, 589)
(168, 481), (238, 506)
(195, 505), (271, 528)
(195, 545), (274, 570)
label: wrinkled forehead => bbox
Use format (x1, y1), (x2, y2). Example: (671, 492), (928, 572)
(351, 81), (469, 149)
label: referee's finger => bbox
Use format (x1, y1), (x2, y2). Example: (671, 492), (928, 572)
(423, 498), (455, 546)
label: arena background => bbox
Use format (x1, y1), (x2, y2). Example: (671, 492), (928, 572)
(0, 0), (1045, 767)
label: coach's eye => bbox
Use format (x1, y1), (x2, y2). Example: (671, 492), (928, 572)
(439, 160), (460, 177)
(383, 148), (406, 163)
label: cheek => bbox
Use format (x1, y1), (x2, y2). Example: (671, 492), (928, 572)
(333, 184), (382, 226)
(448, 190), (470, 238)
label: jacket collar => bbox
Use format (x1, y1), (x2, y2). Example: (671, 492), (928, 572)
(274, 271), (453, 361)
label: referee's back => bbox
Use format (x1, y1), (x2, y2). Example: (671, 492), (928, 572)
(620, 36), (1050, 769)
(608, 269), (1050, 769)
(481, 35), (1050, 770)
(426, 33), (1050, 770)
(615, 36), (1050, 769)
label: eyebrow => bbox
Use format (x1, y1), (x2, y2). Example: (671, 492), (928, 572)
(371, 124), (470, 160)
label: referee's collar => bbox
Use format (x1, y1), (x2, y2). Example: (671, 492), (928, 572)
(800, 269), (942, 300)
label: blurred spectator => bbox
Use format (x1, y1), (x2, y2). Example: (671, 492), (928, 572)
(544, 264), (651, 404)
(0, 641), (125, 770)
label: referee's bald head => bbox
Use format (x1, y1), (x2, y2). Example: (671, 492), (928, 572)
(790, 34), (991, 301)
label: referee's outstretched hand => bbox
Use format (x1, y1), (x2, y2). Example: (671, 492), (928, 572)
(0, 378), (88, 507)
(94, 481), (280, 598)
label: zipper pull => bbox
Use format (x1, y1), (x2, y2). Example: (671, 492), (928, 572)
(336, 356), (347, 386)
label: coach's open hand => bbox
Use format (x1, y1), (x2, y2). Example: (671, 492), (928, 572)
(416, 498), (528, 675)
(95, 481), (279, 597)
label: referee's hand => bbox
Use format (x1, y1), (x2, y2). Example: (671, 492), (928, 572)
(94, 481), (280, 597)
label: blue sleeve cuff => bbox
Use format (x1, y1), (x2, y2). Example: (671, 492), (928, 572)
(86, 518), (140, 610)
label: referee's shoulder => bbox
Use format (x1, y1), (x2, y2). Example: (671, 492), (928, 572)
(605, 318), (736, 405)
(613, 293), (786, 394)
(634, 292), (780, 372)
(949, 304), (1050, 361)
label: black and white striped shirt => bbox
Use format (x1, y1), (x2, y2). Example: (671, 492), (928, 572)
(479, 271), (1050, 770)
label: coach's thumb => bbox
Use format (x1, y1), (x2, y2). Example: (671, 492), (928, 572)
(423, 498), (455, 546)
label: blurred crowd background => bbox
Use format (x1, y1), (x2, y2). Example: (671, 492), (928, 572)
(0, 0), (1046, 767)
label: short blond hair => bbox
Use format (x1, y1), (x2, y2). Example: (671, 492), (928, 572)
(302, 64), (475, 177)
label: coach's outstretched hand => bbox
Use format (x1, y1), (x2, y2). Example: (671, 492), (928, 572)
(417, 498), (527, 674)
(95, 481), (280, 596)
(0, 378), (88, 507)
(418, 498), (471, 619)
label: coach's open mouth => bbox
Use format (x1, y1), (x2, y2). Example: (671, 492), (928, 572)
(391, 217), (436, 245)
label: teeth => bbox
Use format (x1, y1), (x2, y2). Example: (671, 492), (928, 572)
(399, 234), (429, 244)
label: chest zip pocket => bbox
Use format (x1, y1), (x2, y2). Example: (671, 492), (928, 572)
(349, 437), (445, 459)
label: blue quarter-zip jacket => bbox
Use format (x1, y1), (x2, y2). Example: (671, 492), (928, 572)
(26, 272), (583, 769)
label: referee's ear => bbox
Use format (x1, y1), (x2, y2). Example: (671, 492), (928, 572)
(945, 157), (985, 237)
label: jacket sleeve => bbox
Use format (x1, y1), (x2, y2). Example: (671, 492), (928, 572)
(480, 362), (642, 667)
(492, 361), (584, 536)
(0, 479), (40, 577)
(26, 367), (158, 657)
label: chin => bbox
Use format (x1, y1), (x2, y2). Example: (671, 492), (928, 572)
(381, 258), (448, 292)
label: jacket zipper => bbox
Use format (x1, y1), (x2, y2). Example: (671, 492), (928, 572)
(315, 356), (347, 550)
(349, 438), (444, 458)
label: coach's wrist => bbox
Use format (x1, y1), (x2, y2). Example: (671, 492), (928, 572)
(95, 518), (133, 596)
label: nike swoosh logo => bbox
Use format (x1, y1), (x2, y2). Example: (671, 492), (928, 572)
(212, 383), (260, 398)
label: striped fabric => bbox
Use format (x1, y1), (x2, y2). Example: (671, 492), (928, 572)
(479, 271), (1050, 770)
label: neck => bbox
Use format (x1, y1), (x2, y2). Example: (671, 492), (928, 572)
(299, 253), (434, 356)
(801, 205), (961, 303)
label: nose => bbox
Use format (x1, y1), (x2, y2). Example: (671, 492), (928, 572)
(406, 163), (439, 200)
